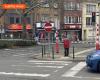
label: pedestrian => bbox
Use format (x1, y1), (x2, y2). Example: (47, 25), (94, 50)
(63, 37), (71, 56)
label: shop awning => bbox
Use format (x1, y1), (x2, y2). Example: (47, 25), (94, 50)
(8, 24), (32, 30)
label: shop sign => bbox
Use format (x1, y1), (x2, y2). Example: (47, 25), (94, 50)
(64, 24), (81, 29)
(2, 4), (27, 9)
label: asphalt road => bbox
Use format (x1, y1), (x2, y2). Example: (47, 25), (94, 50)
(0, 43), (99, 80)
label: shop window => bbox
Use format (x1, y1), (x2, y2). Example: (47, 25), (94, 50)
(27, 17), (31, 24)
(10, 17), (14, 24)
(16, 17), (20, 23)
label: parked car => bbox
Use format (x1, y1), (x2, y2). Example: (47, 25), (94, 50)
(86, 50), (100, 72)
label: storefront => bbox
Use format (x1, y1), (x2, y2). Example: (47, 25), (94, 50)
(61, 24), (82, 41)
(6, 24), (32, 39)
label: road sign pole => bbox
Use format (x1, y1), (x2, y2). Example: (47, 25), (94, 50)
(48, 32), (51, 58)
(44, 22), (52, 58)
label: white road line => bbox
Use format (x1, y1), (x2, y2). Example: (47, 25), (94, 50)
(72, 76), (100, 80)
(4, 49), (11, 50)
(12, 65), (64, 68)
(0, 72), (50, 77)
(75, 48), (95, 55)
(62, 62), (86, 77)
(34, 62), (68, 65)
(28, 60), (72, 63)
(18, 53), (35, 56)
(13, 55), (19, 56)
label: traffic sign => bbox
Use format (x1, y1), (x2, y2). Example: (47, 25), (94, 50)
(44, 22), (52, 32)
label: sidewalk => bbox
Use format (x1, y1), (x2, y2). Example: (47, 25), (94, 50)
(32, 47), (95, 61)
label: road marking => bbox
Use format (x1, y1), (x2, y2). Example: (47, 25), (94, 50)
(4, 49), (11, 50)
(75, 48), (95, 55)
(12, 65), (64, 68)
(13, 55), (19, 56)
(0, 72), (50, 77)
(71, 76), (100, 80)
(34, 62), (68, 65)
(62, 62), (86, 77)
(28, 60), (72, 63)
(13, 53), (39, 56)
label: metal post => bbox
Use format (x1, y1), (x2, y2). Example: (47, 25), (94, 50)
(44, 45), (45, 54)
(52, 45), (54, 59)
(42, 45), (44, 58)
(48, 32), (51, 57)
(73, 46), (75, 60)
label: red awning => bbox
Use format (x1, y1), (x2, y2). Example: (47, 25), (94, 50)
(8, 24), (32, 30)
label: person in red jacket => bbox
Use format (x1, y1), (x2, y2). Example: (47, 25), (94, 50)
(63, 38), (71, 56)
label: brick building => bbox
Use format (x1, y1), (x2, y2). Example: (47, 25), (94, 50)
(60, 0), (82, 41)
(0, 0), (99, 41)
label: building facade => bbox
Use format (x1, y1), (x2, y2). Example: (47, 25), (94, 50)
(82, 0), (99, 41)
(60, 0), (98, 41)
(60, 0), (82, 41)
(33, 1), (60, 41)
(0, 0), (99, 41)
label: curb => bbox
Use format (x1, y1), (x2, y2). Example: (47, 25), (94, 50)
(32, 54), (86, 61)
(32, 48), (95, 61)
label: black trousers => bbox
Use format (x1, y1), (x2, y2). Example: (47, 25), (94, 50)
(64, 48), (69, 56)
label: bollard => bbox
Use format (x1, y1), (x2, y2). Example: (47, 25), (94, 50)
(42, 45), (44, 58)
(52, 45), (54, 59)
(73, 46), (75, 60)
(44, 45), (45, 55)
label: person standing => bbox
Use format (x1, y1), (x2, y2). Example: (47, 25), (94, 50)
(63, 38), (71, 56)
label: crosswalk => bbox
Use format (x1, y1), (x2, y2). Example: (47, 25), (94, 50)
(0, 60), (87, 78)
(62, 62), (86, 77)
(0, 60), (100, 80)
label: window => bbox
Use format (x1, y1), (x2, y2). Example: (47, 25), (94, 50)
(0, 0), (3, 4)
(10, 17), (14, 24)
(86, 17), (92, 25)
(27, 17), (31, 24)
(5, 0), (15, 3)
(86, 4), (96, 15)
(75, 17), (78, 23)
(64, 16), (81, 24)
(42, 4), (49, 7)
(41, 14), (49, 21)
(64, 2), (81, 10)
(54, 3), (58, 8)
(69, 16), (71, 23)
(16, 17), (20, 23)
(42, 3), (58, 8)
(10, 16), (21, 24)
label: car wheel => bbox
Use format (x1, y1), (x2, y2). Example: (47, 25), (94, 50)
(97, 62), (100, 72)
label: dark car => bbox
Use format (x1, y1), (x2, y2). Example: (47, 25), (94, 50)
(86, 50), (100, 72)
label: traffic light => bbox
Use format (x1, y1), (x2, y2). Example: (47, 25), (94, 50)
(92, 12), (96, 23)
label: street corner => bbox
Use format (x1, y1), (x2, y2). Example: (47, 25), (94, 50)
(30, 52), (68, 61)
(29, 52), (86, 61)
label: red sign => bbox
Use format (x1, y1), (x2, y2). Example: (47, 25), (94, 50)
(8, 24), (31, 30)
(64, 24), (81, 29)
(44, 22), (52, 32)
(2, 4), (27, 9)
